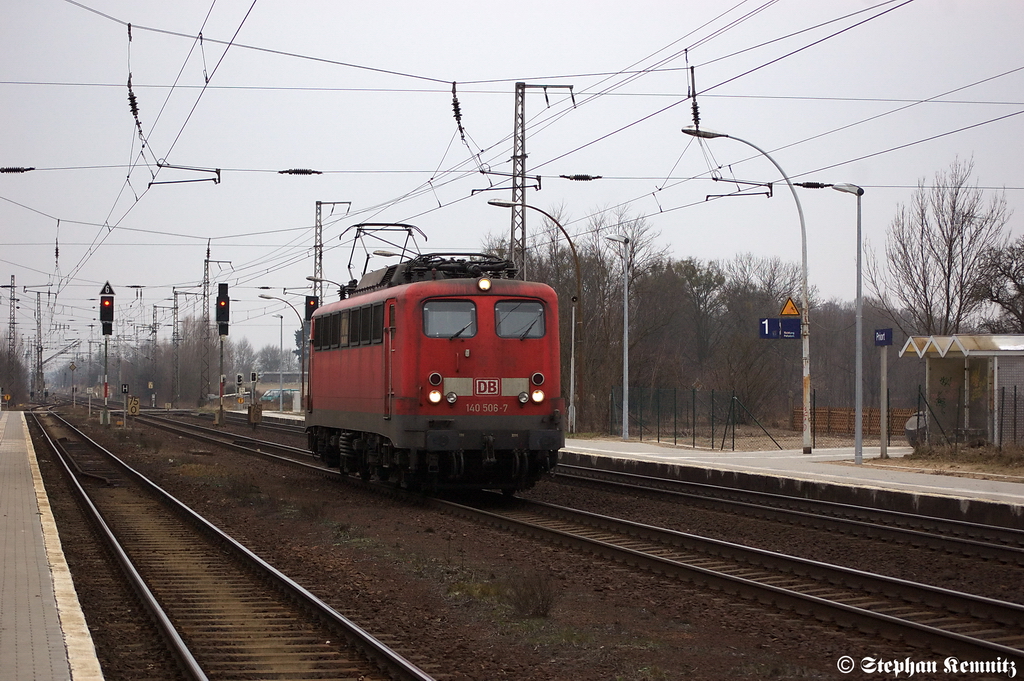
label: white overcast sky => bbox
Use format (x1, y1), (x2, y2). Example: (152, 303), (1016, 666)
(2, 0), (1022, 355)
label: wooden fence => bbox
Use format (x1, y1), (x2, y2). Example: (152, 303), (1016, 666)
(791, 407), (915, 437)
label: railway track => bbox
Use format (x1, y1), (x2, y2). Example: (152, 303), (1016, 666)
(553, 464), (1024, 564)
(32, 411), (436, 681)
(131, 411), (1024, 658)
(150, 411), (1024, 566)
(429, 494), (1024, 660)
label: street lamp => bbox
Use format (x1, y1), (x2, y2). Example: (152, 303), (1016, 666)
(832, 184), (866, 465)
(306, 275), (345, 300)
(607, 234), (630, 441)
(273, 314), (284, 412)
(794, 181), (865, 463)
(259, 294), (306, 411)
(488, 198), (583, 432)
(682, 126), (812, 454)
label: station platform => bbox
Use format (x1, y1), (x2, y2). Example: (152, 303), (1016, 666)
(0, 411), (103, 681)
(561, 438), (1024, 528)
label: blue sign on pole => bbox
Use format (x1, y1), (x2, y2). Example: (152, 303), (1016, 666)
(759, 318), (780, 339)
(875, 328), (893, 346)
(760, 318), (801, 339)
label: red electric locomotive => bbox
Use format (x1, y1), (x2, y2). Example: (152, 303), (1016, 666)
(306, 252), (564, 493)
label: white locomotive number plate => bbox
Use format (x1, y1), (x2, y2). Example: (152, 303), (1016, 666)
(466, 403), (509, 413)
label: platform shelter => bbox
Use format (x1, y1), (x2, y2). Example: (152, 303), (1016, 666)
(900, 334), (1024, 445)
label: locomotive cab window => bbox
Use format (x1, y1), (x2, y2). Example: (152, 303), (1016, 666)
(495, 300), (545, 339)
(423, 300), (476, 338)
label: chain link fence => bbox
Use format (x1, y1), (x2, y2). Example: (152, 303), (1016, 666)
(608, 387), (914, 451)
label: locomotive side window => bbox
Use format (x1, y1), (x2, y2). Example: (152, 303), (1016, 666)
(338, 310), (349, 348)
(329, 312), (341, 349)
(371, 302), (384, 343)
(495, 300), (545, 339)
(360, 305), (373, 344)
(312, 317), (324, 350)
(423, 300), (476, 338)
(349, 306), (362, 345)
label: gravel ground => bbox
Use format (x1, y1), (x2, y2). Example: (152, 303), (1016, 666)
(43, 408), (1021, 680)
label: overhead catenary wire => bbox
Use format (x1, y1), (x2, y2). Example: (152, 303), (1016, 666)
(9, 0), (1019, 341)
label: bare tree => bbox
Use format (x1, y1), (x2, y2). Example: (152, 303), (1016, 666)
(868, 157), (1010, 335)
(976, 234), (1024, 332)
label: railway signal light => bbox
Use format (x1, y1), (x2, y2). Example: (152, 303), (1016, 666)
(216, 284), (230, 323)
(305, 295), (319, 321)
(216, 283), (229, 335)
(100, 295), (114, 335)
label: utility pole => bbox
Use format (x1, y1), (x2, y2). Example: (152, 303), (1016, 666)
(510, 82), (573, 279)
(314, 201), (350, 304)
(0, 276), (14, 398)
(201, 243), (230, 406)
(201, 243), (211, 405)
(2, 276), (14, 360)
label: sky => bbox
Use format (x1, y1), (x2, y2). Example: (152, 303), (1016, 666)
(2, 0), (1023, 360)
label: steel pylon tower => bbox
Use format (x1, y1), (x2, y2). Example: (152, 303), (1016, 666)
(314, 201), (350, 302)
(510, 83), (573, 280)
(201, 243), (211, 405)
(4, 276), (14, 360)
(511, 82), (527, 279)
(172, 290), (180, 407)
(34, 291), (43, 397)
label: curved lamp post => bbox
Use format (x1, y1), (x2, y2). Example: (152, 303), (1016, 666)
(488, 198), (583, 433)
(682, 127), (812, 454)
(606, 234), (630, 441)
(273, 314), (284, 411)
(832, 183), (866, 464)
(259, 294), (306, 411)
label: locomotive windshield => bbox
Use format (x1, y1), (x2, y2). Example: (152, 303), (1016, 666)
(495, 300), (545, 339)
(423, 300), (477, 338)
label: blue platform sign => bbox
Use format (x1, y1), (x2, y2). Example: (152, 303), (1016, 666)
(760, 318), (801, 339)
(875, 328), (893, 346)
(780, 318), (801, 339)
(760, 318), (780, 339)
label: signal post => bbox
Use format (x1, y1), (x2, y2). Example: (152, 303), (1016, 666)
(215, 283), (229, 426)
(99, 282), (114, 425)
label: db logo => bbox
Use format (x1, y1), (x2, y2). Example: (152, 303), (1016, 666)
(475, 378), (499, 396)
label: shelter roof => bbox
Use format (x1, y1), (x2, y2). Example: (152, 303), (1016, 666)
(900, 335), (1024, 359)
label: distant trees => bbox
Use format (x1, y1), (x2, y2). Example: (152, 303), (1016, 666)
(868, 157), (1010, 335)
(975, 235), (1024, 332)
(0, 335), (28, 403)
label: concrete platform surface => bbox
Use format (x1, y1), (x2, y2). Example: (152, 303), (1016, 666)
(1, 411), (103, 681)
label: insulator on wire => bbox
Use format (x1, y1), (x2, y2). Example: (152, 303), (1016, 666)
(278, 168), (322, 175)
(0, 167), (35, 173)
(452, 82), (466, 142)
(559, 174), (602, 182)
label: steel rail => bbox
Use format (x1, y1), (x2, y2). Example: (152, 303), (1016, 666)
(30, 413), (210, 681)
(427, 494), (1024, 660)
(41, 411), (436, 681)
(555, 463), (1024, 562)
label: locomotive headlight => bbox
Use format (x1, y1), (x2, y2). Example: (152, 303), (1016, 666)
(428, 390), (443, 404)
(518, 391), (529, 404)
(531, 389), (545, 403)
(445, 391), (458, 404)
(477, 277), (492, 292)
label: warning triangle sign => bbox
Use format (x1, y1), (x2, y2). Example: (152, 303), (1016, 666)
(780, 297), (799, 316)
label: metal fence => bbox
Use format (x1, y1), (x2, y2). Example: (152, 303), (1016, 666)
(609, 386), (914, 451)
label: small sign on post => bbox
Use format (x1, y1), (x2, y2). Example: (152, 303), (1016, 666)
(877, 328), (893, 459)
